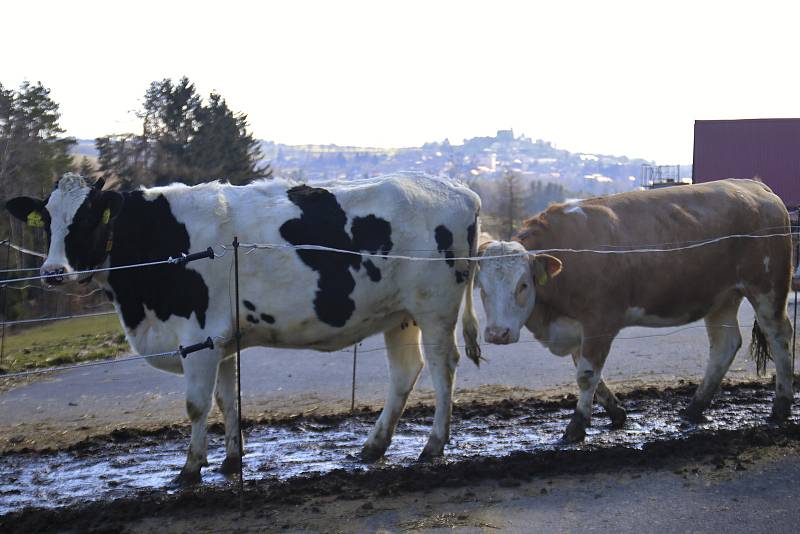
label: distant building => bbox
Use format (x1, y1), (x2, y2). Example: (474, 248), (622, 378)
(693, 119), (800, 212)
(496, 129), (514, 142)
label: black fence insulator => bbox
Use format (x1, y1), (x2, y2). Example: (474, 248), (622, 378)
(173, 247), (215, 266)
(179, 337), (214, 358)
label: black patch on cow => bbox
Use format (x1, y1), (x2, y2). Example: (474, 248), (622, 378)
(104, 191), (210, 330)
(362, 260), (381, 282)
(243, 300), (256, 311)
(104, 290), (115, 303)
(260, 313), (275, 324)
(435, 225), (455, 267)
(246, 314), (259, 324)
(279, 185), (393, 327)
(435, 224), (468, 283)
(351, 215), (393, 255)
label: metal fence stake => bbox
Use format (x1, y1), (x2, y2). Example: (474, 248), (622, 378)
(0, 239), (11, 366)
(351, 343), (358, 413)
(233, 236), (244, 501)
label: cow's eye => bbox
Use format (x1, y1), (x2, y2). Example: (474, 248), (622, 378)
(518, 282), (528, 293)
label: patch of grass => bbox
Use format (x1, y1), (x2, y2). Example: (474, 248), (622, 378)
(0, 314), (128, 373)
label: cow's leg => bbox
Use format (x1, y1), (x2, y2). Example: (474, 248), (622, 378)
(571, 351), (626, 428)
(564, 335), (614, 443)
(683, 302), (742, 422)
(749, 292), (794, 422)
(418, 322), (460, 461)
(214, 355), (243, 476)
(361, 322), (424, 462)
(177, 347), (219, 484)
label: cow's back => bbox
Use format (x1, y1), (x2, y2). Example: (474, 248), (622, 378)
(521, 179), (791, 329)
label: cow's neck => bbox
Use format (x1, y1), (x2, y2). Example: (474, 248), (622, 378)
(528, 297), (559, 335)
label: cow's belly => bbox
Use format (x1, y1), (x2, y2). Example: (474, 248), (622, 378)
(623, 306), (694, 328)
(243, 309), (409, 351)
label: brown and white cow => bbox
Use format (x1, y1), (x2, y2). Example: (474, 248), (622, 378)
(477, 179), (794, 442)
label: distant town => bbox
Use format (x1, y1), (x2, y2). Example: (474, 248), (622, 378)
(76, 130), (691, 198)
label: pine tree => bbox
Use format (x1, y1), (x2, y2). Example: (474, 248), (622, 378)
(0, 81), (75, 201)
(96, 77), (269, 187)
(189, 93), (269, 184)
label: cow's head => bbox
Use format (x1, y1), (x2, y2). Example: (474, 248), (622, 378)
(476, 240), (562, 344)
(5, 173), (123, 285)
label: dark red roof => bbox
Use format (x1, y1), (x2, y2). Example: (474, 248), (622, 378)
(693, 119), (800, 209)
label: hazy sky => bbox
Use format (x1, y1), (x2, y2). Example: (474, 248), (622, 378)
(5, 0), (800, 163)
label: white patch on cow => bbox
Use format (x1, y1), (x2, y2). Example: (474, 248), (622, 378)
(42, 173), (92, 277)
(763, 256), (770, 273)
(624, 306), (689, 327)
(562, 198), (586, 217)
(538, 316), (582, 356)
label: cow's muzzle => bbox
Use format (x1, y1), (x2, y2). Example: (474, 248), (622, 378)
(485, 326), (514, 344)
(41, 266), (66, 286)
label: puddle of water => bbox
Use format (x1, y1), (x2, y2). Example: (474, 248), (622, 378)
(0, 387), (794, 515)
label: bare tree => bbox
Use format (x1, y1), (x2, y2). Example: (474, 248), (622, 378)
(497, 169), (525, 240)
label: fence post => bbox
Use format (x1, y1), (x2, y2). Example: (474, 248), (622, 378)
(0, 239), (11, 367)
(232, 236), (244, 496)
(793, 238), (798, 376)
(351, 343), (358, 413)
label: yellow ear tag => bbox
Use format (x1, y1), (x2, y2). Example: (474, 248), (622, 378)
(27, 212), (44, 228)
(537, 272), (548, 286)
(105, 238), (113, 252)
(102, 208), (111, 225)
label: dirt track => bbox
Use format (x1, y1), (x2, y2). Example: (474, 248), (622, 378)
(2, 381), (800, 533)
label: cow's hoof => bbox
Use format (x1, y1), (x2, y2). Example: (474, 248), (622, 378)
(607, 407), (627, 429)
(562, 413), (589, 443)
(360, 442), (388, 463)
(219, 456), (241, 477)
(174, 468), (202, 486)
(418, 435), (445, 462)
(417, 448), (444, 463)
(681, 403), (708, 424)
(768, 397), (792, 423)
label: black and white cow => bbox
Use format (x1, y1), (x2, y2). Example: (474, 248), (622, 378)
(6, 172), (482, 483)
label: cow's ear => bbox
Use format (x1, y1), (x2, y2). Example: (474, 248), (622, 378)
(5, 197), (45, 226)
(99, 190), (123, 223)
(530, 254), (562, 286)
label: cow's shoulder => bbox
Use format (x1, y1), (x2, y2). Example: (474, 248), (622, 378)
(107, 189), (210, 331)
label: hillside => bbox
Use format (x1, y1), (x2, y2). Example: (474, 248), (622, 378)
(74, 131), (690, 197)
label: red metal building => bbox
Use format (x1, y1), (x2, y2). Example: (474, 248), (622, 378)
(693, 118), (800, 212)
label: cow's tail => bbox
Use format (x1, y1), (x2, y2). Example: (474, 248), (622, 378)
(462, 219), (482, 367)
(749, 320), (772, 376)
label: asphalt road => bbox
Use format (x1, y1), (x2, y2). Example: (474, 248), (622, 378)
(3, 295), (795, 436)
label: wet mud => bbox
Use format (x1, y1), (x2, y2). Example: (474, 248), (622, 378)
(1, 381), (799, 533)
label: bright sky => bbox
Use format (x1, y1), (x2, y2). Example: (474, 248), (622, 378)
(5, 0), (800, 163)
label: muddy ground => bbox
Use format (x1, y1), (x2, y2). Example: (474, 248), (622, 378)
(2, 298), (799, 532)
(2, 380), (800, 533)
